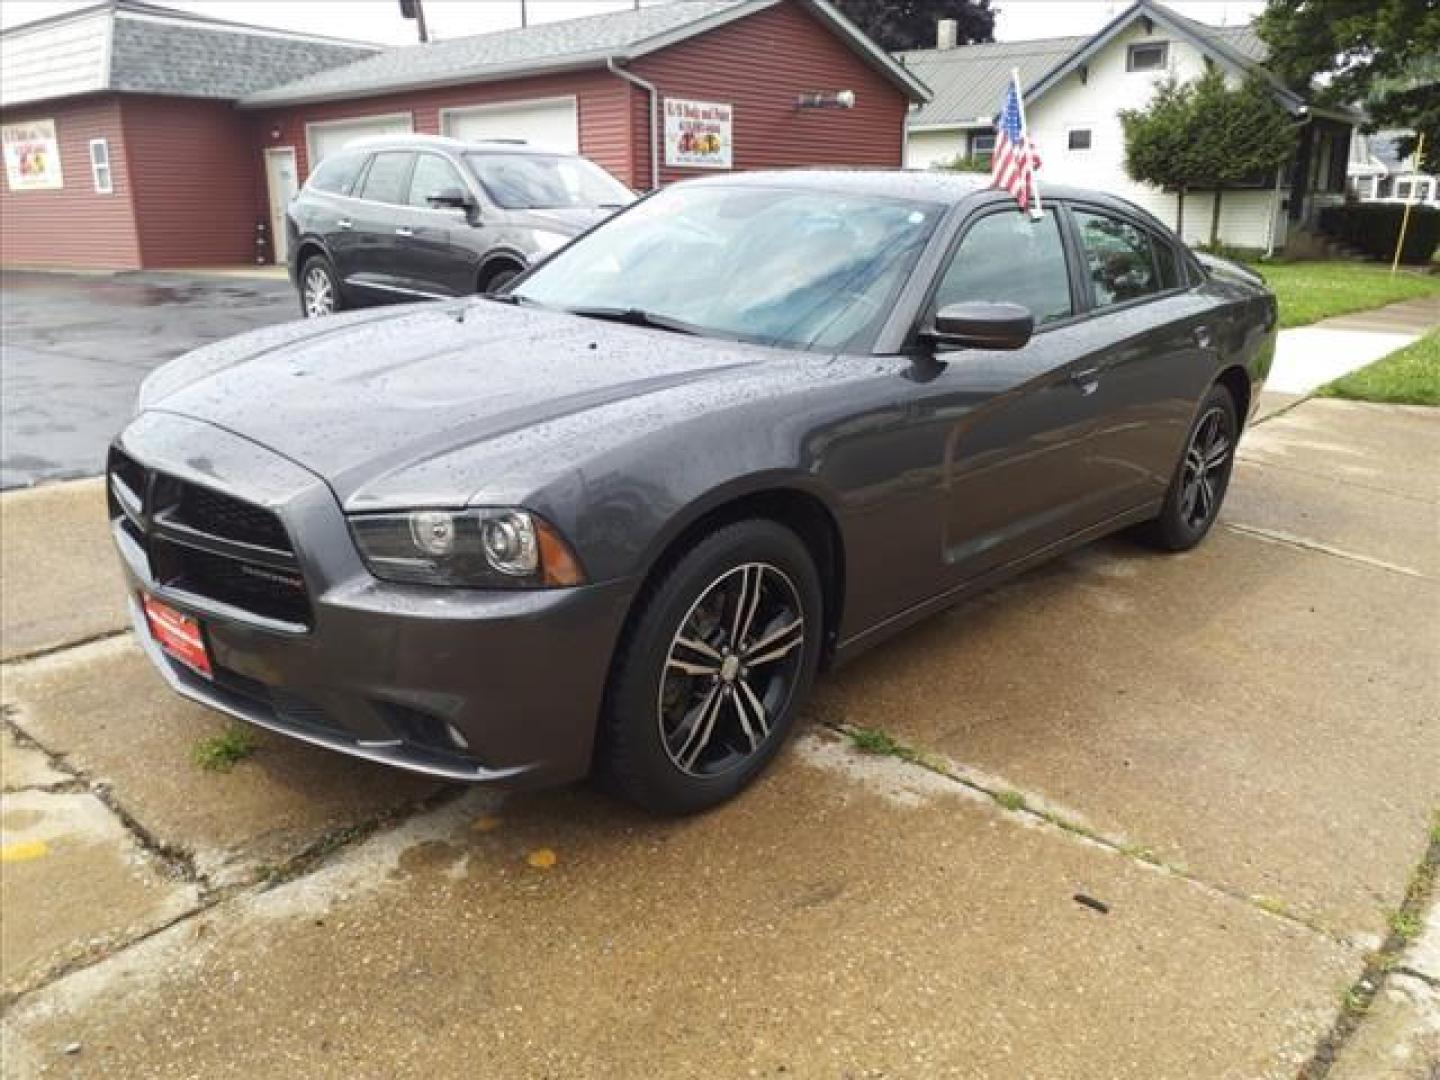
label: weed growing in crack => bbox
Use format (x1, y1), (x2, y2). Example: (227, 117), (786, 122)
(192, 725), (257, 772)
(847, 726), (906, 757)
(1388, 909), (1422, 942)
(997, 790), (1026, 813)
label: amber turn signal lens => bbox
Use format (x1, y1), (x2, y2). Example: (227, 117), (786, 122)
(536, 518), (586, 586)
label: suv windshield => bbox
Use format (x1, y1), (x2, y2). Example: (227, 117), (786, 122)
(511, 184), (940, 351)
(464, 152), (632, 210)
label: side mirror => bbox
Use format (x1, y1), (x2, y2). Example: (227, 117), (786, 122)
(427, 187), (478, 217)
(925, 301), (1034, 351)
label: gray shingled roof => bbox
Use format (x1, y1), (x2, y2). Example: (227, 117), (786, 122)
(242, 0), (750, 107)
(109, 15), (375, 100)
(899, 36), (1086, 128)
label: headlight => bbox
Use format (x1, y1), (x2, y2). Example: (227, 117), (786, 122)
(348, 508), (585, 588)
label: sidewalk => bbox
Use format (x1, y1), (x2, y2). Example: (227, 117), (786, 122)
(1261, 295), (1440, 409)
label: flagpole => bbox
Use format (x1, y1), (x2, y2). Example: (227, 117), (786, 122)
(1391, 130), (1425, 276)
(1010, 67), (1042, 218)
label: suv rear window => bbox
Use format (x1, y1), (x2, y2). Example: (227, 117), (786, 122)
(358, 152), (414, 205)
(308, 153), (363, 196)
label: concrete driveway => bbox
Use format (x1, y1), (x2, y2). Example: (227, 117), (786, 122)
(2, 394), (1436, 1079)
(0, 271), (294, 490)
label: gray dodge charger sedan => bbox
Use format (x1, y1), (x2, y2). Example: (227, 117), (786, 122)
(109, 171), (1276, 814)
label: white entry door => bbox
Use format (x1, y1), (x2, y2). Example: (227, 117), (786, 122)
(442, 97), (579, 153)
(264, 147), (298, 264)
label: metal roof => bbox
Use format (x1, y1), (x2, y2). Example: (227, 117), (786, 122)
(240, 0), (931, 109)
(899, 36), (1086, 129)
(1, 0), (375, 109)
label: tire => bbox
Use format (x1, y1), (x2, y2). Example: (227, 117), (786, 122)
(1135, 383), (1238, 552)
(599, 519), (823, 815)
(299, 255), (345, 318)
(479, 263), (522, 294)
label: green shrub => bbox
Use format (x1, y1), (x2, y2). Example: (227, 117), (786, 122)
(1318, 203), (1440, 264)
(934, 154), (991, 174)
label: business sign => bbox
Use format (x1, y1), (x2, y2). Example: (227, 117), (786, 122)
(664, 98), (732, 169)
(3, 119), (63, 191)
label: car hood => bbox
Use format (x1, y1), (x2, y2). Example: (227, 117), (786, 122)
(512, 206), (615, 234)
(144, 301), (788, 505)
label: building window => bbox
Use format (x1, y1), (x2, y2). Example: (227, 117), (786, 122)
(1396, 180), (1413, 200)
(89, 138), (112, 194)
(1067, 128), (1092, 151)
(969, 131), (996, 162)
(1126, 41), (1169, 72)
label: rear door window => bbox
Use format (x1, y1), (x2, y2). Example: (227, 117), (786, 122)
(933, 209), (1073, 326)
(358, 152), (414, 205)
(1074, 209), (1160, 308)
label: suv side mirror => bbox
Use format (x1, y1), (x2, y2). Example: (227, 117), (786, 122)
(427, 187), (478, 217)
(925, 301), (1034, 351)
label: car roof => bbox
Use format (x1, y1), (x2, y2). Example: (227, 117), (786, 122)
(336, 133), (567, 156)
(679, 169), (1180, 235)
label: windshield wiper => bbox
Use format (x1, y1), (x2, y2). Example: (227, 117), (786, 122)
(564, 306), (703, 336)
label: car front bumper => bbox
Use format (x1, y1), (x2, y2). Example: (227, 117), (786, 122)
(110, 412), (636, 787)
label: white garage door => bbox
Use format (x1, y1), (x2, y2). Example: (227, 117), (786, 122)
(442, 98), (579, 154)
(307, 114), (413, 168)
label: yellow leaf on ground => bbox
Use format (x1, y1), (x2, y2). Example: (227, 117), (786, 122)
(1, 839), (49, 862)
(526, 848), (557, 869)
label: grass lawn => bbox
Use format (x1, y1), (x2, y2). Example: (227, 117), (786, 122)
(1248, 261), (1440, 329)
(1317, 331), (1440, 407)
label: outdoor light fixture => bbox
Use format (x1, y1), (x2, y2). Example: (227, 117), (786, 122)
(796, 90), (856, 109)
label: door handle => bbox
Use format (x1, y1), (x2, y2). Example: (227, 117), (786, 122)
(1193, 324), (1214, 349)
(337, 218), (353, 230)
(1070, 366), (1101, 394)
(395, 227), (415, 238)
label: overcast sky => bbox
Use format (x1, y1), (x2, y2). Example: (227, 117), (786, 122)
(1, 0), (1269, 44)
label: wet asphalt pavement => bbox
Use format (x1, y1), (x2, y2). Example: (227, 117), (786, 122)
(0, 270), (296, 489)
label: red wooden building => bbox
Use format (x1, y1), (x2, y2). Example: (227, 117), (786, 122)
(1, 0), (928, 271)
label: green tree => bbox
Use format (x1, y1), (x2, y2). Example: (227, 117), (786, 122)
(1120, 70), (1297, 248)
(1257, 0), (1440, 171)
(831, 0), (994, 51)
(1119, 78), (1198, 236)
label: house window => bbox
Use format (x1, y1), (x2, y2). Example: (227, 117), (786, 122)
(1127, 41), (1169, 72)
(1067, 129), (1093, 151)
(969, 132), (996, 161)
(88, 138), (112, 194)
(1396, 180), (1413, 200)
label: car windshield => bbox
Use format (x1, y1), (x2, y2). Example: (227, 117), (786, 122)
(464, 152), (633, 210)
(511, 184), (940, 350)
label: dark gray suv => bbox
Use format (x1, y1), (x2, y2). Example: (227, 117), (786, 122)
(286, 134), (633, 317)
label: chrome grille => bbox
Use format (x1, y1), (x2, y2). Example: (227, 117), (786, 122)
(108, 446), (311, 630)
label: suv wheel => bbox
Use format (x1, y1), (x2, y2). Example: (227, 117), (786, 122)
(300, 255), (344, 318)
(600, 520), (822, 815)
(479, 263), (523, 294)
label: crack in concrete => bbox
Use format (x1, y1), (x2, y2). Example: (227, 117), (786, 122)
(0, 695), (463, 1013)
(1297, 816), (1439, 1079)
(820, 721), (1353, 948)
(3, 628), (131, 667)
(1222, 522), (1431, 580)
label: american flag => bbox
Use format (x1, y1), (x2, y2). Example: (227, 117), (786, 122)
(991, 76), (1042, 214)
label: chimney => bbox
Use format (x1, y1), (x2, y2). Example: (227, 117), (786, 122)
(936, 18), (958, 50)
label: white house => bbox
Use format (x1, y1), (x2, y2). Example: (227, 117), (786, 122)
(900, 0), (1357, 253)
(1348, 129), (1438, 206)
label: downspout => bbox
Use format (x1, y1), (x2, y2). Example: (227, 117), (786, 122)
(1264, 165), (1284, 258)
(607, 57), (659, 192)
